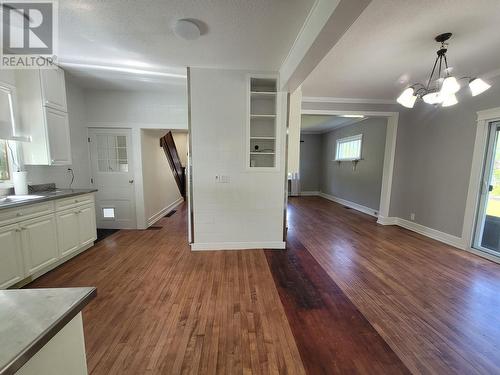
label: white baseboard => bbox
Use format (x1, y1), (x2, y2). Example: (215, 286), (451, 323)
(377, 215), (398, 225)
(147, 197), (184, 227)
(300, 191), (320, 196)
(191, 241), (286, 251)
(396, 218), (467, 250)
(319, 192), (378, 217)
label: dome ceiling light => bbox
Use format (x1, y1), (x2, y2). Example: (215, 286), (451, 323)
(397, 33), (491, 108)
(173, 19), (201, 41)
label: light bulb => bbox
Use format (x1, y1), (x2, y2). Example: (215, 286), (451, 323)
(442, 94), (458, 107)
(440, 76), (460, 96)
(397, 87), (417, 108)
(469, 78), (491, 96)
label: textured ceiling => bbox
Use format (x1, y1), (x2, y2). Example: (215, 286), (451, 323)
(301, 115), (368, 133)
(58, 0), (315, 77)
(302, 0), (500, 100)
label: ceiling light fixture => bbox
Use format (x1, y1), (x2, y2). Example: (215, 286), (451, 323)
(173, 19), (201, 40)
(396, 33), (491, 109)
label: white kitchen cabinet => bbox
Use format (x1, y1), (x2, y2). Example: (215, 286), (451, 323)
(78, 204), (97, 247)
(56, 210), (80, 257)
(15, 68), (71, 165)
(45, 108), (72, 165)
(40, 68), (67, 112)
(21, 214), (59, 275)
(0, 224), (24, 289)
(56, 203), (96, 257)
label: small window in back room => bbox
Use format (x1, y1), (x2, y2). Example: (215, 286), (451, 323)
(103, 207), (116, 219)
(335, 134), (363, 161)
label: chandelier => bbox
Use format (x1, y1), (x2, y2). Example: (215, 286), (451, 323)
(397, 33), (491, 108)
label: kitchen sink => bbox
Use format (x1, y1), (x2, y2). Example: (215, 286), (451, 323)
(0, 195), (44, 203)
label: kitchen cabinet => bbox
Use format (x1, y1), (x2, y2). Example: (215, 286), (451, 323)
(21, 214), (59, 275)
(0, 224), (24, 289)
(15, 68), (71, 165)
(56, 203), (96, 257)
(40, 68), (68, 112)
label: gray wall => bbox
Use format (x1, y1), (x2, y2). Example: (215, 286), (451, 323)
(299, 133), (322, 191)
(390, 83), (500, 237)
(320, 118), (387, 210)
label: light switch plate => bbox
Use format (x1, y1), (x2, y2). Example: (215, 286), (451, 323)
(215, 175), (230, 183)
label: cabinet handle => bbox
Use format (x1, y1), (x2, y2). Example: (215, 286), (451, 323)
(15, 228), (21, 232)
(20, 227), (26, 231)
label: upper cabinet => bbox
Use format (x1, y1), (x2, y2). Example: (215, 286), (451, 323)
(15, 67), (71, 165)
(40, 68), (68, 112)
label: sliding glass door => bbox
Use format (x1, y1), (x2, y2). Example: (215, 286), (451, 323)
(474, 121), (500, 255)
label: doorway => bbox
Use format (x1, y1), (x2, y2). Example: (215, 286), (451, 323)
(88, 128), (137, 229)
(473, 121), (500, 255)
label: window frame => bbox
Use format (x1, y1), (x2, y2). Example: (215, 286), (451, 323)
(0, 140), (14, 186)
(334, 134), (363, 161)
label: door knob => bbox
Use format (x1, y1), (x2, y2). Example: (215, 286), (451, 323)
(129, 180), (134, 183)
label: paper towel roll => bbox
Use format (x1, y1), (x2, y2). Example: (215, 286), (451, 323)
(13, 171), (28, 195)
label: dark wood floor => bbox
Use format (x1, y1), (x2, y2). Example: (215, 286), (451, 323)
(26, 197), (500, 374)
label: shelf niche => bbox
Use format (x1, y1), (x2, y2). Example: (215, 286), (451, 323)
(248, 77), (277, 168)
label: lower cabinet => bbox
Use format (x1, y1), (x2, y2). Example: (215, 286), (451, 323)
(21, 214), (59, 275)
(0, 194), (97, 289)
(56, 204), (97, 257)
(0, 224), (24, 289)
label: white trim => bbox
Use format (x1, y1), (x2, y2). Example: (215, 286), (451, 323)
(301, 109), (399, 220)
(302, 96), (396, 105)
(300, 190), (320, 196)
(463, 106), (500, 254)
(319, 192), (378, 217)
(376, 215), (398, 225)
(191, 241), (286, 251)
(146, 197), (184, 227)
(397, 218), (467, 250)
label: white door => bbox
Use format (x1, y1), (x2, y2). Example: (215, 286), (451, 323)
(21, 214), (59, 275)
(0, 224), (24, 288)
(89, 128), (136, 229)
(46, 108), (72, 165)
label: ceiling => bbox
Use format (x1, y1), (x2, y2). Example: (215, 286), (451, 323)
(302, 0), (500, 100)
(301, 115), (368, 133)
(58, 0), (314, 89)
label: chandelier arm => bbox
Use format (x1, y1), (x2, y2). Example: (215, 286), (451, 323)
(437, 54), (443, 82)
(444, 54), (450, 76)
(426, 55), (440, 90)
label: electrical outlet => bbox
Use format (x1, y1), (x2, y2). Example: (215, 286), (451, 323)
(215, 175), (230, 183)
(410, 213), (415, 221)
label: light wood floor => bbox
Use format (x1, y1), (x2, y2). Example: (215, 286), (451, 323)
(28, 204), (305, 374)
(288, 196), (500, 374)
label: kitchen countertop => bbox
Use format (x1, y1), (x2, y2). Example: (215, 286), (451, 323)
(0, 189), (97, 210)
(0, 287), (96, 375)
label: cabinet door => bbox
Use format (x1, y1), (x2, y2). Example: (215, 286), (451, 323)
(21, 214), (59, 275)
(40, 68), (67, 112)
(0, 224), (24, 289)
(78, 204), (97, 247)
(46, 108), (72, 165)
(56, 210), (80, 257)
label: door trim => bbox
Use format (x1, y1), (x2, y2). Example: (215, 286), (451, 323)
(462, 106), (500, 263)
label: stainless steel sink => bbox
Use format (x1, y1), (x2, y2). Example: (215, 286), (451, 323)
(0, 195), (44, 203)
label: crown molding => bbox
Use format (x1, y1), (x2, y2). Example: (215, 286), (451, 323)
(302, 96), (396, 105)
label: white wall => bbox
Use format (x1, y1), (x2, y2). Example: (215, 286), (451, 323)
(141, 129), (184, 226)
(287, 87), (301, 174)
(189, 68), (287, 250)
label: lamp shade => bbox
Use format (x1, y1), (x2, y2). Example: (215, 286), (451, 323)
(442, 93), (458, 107)
(469, 78), (491, 96)
(422, 92), (442, 104)
(440, 76), (460, 96)
(397, 88), (417, 108)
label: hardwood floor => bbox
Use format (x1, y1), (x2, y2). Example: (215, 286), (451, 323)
(25, 197), (500, 374)
(27, 205), (305, 374)
(288, 196), (500, 375)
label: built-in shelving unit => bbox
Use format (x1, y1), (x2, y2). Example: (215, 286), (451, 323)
(248, 76), (278, 168)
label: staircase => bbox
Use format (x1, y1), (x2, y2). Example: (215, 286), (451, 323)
(160, 131), (186, 199)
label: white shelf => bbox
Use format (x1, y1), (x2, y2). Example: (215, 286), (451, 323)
(251, 91), (276, 97)
(250, 136), (275, 140)
(250, 114), (276, 119)
(250, 152), (275, 155)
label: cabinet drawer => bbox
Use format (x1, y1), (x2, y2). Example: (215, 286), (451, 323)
(55, 194), (94, 211)
(0, 201), (54, 227)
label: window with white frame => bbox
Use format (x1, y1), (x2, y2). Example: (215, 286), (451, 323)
(0, 140), (11, 182)
(335, 134), (363, 161)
